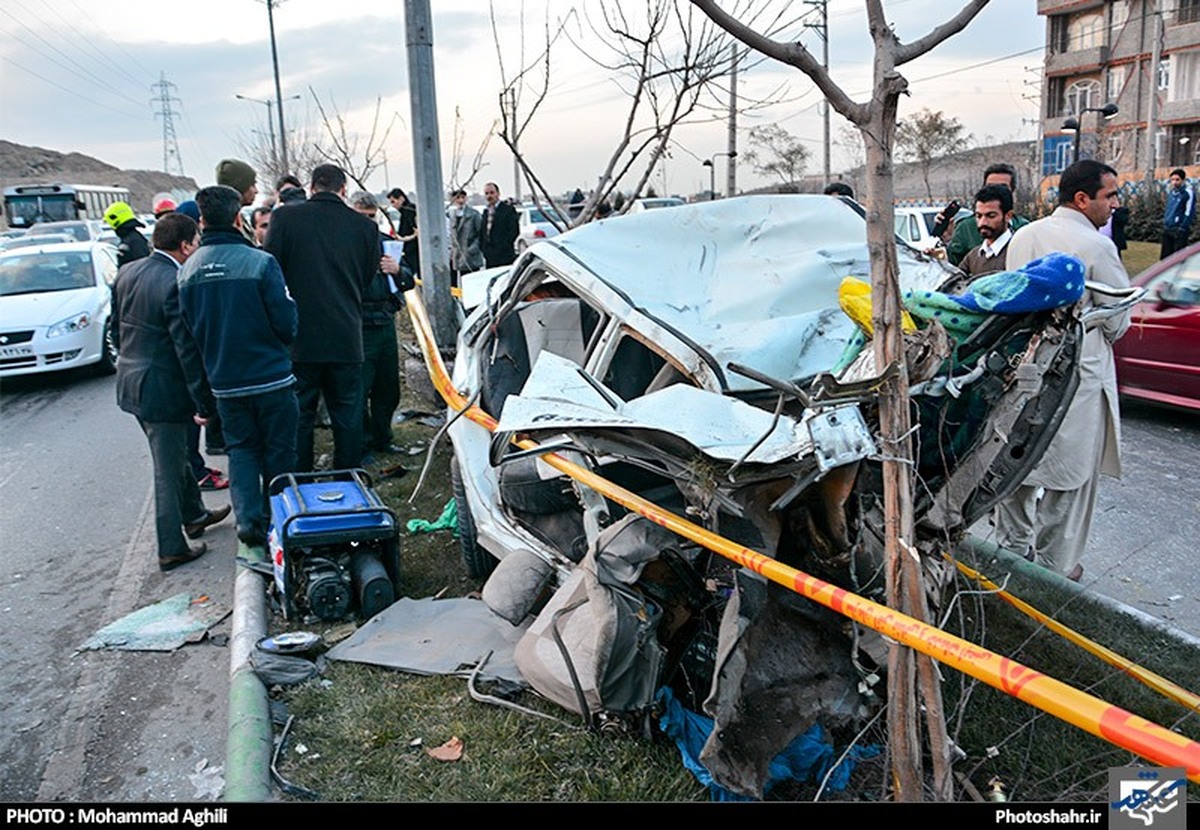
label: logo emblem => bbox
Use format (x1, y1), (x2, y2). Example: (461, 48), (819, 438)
(1109, 767), (1186, 830)
(0, 336), (8, 344)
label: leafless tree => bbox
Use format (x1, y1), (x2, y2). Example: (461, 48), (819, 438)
(235, 120), (328, 194)
(896, 107), (972, 200)
(447, 106), (499, 194)
(742, 123), (810, 187)
(491, 0), (797, 228)
(692, 0), (991, 802)
(310, 88), (401, 191)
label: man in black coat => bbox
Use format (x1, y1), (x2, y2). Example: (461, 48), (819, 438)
(111, 213), (230, 571)
(264, 164), (379, 471)
(480, 181), (520, 267)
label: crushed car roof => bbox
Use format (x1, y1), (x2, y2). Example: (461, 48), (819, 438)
(525, 195), (952, 391)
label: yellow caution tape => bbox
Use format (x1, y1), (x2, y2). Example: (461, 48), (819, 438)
(947, 553), (1200, 715)
(406, 288), (1200, 782)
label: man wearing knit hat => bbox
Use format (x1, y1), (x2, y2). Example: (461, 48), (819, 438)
(216, 159), (258, 245)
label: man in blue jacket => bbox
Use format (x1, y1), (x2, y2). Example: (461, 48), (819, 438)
(1161, 167), (1195, 259)
(177, 185), (299, 552)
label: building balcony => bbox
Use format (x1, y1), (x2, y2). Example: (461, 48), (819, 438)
(1046, 45), (1109, 74)
(1161, 99), (1200, 123)
(1164, 21), (1200, 50)
(1037, 0), (1104, 15)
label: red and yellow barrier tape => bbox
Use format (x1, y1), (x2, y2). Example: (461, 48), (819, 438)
(406, 288), (1200, 782)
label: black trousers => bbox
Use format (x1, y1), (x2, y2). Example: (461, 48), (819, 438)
(1161, 229), (1190, 260)
(294, 362), (363, 472)
(361, 323), (400, 454)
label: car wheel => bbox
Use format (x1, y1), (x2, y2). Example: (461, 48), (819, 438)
(92, 318), (118, 376)
(451, 456), (496, 580)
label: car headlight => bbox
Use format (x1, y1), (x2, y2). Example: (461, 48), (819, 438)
(47, 312), (92, 338)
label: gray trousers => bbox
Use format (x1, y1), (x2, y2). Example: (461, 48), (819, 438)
(993, 472), (1101, 577)
(138, 419), (208, 560)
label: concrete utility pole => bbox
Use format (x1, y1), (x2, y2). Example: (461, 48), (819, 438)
(1146, 1), (1163, 177)
(264, 0), (290, 174)
(804, 0), (831, 184)
(404, 0), (456, 349)
(727, 46), (738, 196)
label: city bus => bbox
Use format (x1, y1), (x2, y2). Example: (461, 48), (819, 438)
(2, 183), (131, 229)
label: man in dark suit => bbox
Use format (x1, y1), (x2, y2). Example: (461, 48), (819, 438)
(264, 164), (379, 471)
(111, 213), (230, 571)
(480, 181), (520, 267)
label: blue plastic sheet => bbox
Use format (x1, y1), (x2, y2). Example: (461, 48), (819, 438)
(656, 686), (880, 801)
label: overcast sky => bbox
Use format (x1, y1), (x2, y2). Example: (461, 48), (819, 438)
(0, 0), (1045, 203)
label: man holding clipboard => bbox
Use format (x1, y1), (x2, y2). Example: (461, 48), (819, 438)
(350, 191), (415, 461)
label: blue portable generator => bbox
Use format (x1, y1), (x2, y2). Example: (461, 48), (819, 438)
(268, 469), (400, 622)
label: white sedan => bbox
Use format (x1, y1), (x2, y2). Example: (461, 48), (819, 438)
(0, 241), (120, 378)
(515, 203), (567, 254)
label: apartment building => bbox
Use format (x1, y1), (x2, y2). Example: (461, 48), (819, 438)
(1039, 0), (1200, 178)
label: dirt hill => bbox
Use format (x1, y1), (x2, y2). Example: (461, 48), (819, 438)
(0, 140), (198, 220)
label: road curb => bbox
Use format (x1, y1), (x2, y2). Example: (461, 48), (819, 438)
(959, 534), (1200, 650)
(224, 565), (272, 801)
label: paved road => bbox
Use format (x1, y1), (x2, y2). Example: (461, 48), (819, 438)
(0, 369), (234, 802)
(973, 398), (1200, 639)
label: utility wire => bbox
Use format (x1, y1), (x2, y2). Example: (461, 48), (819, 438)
(0, 55), (145, 119)
(0, 9), (149, 110)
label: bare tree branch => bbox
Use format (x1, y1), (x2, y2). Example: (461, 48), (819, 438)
(310, 88), (401, 191)
(895, 0), (990, 65)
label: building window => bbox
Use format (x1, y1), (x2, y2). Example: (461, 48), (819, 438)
(1107, 64), (1127, 101)
(1049, 16), (1069, 54)
(1159, 59), (1171, 91)
(1069, 13), (1105, 50)
(1107, 133), (1124, 165)
(1047, 76), (1066, 118)
(1065, 78), (1102, 115)
(1111, 0), (1130, 29)
(1170, 124), (1200, 167)
(1170, 50), (1200, 101)
(1178, 0), (1200, 26)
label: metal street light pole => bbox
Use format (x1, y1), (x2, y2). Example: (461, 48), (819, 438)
(236, 94), (277, 168)
(1061, 102), (1119, 164)
(702, 151), (738, 200)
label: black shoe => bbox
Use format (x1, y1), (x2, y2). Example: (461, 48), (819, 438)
(159, 543), (208, 572)
(184, 504), (232, 539)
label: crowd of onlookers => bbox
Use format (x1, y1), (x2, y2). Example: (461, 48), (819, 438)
(107, 158), (425, 572)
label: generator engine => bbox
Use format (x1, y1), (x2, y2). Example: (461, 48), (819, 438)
(269, 469), (401, 622)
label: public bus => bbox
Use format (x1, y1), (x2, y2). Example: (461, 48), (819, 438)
(2, 183), (131, 229)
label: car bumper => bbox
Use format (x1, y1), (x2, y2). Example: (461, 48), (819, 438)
(0, 325), (105, 377)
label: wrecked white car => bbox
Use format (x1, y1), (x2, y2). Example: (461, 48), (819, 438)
(446, 194), (1086, 796)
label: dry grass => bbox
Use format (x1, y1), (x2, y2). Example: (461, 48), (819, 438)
(270, 310), (1200, 803)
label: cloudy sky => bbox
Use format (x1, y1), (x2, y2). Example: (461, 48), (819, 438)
(0, 0), (1045, 202)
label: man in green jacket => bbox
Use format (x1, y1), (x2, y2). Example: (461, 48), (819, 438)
(946, 162), (1030, 266)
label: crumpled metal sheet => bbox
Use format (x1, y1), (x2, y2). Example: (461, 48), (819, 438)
(541, 195), (950, 390)
(326, 596), (528, 685)
(80, 592), (230, 652)
(496, 352), (813, 464)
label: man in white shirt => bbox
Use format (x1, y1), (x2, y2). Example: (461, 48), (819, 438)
(959, 184), (1015, 279)
(993, 160), (1131, 582)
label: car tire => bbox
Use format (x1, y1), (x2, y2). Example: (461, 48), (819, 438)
(451, 456), (496, 580)
(92, 318), (118, 376)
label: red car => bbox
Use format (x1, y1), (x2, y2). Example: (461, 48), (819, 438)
(1114, 241), (1200, 411)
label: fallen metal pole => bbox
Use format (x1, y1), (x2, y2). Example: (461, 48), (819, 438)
(405, 288), (1200, 782)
